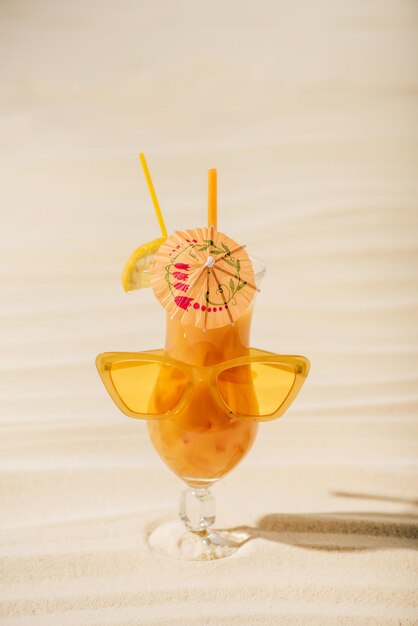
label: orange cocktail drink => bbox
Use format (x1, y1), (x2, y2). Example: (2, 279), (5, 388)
(148, 305), (259, 487)
(96, 156), (310, 559)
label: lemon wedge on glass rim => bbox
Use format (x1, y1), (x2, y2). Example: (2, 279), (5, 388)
(121, 236), (166, 292)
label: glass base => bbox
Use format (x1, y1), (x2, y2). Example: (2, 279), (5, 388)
(147, 518), (251, 560)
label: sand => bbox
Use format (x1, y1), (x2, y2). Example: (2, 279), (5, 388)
(1, 0), (417, 623)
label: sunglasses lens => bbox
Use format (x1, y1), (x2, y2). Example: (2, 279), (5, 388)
(110, 361), (187, 415)
(217, 362), (296, 418)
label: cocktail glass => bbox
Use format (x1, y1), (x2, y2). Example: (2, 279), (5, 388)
(147, 257), (266, 559)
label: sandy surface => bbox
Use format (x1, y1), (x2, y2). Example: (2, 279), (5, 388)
(1, 0), (418, 624)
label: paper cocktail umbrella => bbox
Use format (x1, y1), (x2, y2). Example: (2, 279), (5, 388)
(150, 226), (258, 330)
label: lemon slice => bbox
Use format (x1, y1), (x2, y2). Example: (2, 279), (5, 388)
(121, 236), (166, 292)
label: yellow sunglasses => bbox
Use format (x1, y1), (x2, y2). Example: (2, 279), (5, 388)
(96, 348), (310, 422)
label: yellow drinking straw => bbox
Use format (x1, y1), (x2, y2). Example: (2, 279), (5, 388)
(208, 168), (217, 229)
(139, 153), (168, 238)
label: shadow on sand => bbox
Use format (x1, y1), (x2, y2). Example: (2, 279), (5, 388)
(228, 491), (418, 552)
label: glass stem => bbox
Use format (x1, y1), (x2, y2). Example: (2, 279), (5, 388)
(179, 487), (216, 534)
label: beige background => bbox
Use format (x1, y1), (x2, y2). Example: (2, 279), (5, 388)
(1, 0), (418, 624)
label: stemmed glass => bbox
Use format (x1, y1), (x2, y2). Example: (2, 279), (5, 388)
(146, 257), (266, 559)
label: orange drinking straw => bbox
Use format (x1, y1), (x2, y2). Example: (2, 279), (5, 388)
(139, 153), (168, 238)
(208, 168), (217, 229)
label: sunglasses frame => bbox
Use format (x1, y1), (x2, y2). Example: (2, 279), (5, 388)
(96, 348), (310, 422)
